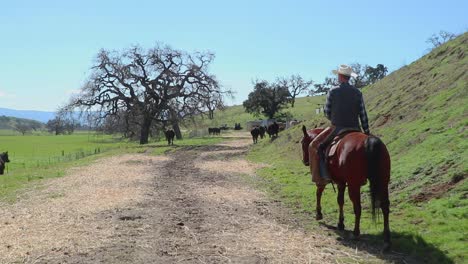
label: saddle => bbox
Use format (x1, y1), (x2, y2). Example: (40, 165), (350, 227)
(325, 128), (361, 158)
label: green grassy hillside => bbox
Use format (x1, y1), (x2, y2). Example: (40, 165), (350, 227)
(202, 33), (467, 263)
(0, 116), (44, 131)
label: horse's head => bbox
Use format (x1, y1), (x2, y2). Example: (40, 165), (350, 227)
(300, 126), (323, 166)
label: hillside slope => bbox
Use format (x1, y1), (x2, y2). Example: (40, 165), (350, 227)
(363, 32), (467, 202)
(206, 33), (467, 263)
(0, 116), (44, 131)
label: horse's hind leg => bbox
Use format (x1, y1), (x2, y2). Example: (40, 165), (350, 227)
(315, 184), (325, 220)
(337, 184), (346, 230)
(348, 186), (361, 238)
(381, 188), (391, 251)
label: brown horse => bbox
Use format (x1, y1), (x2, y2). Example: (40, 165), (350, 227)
(301, 125), (391, 251)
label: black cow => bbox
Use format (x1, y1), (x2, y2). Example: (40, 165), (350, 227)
(0, 151), (10, 175)
(267, 122), (279, 138)
(165, 129), (175, 145)
(250, 127), (260, 144)
(208, 127), (221, 136)
(259, 126), (266, 139)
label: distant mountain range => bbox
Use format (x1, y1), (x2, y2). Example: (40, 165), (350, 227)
(0, 108), (56, 123)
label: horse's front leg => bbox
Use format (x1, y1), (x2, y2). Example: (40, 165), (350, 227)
(315, 184), (325, 220)
(337, 184), (346, 230)
(348, 186), (361, 238)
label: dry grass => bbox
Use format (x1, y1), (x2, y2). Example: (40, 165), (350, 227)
(0, 154), (168, 263)
(191, 139), (387, 264)
(195, 159), (265, 175)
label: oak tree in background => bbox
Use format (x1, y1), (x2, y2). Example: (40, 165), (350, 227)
(311, 77), (338, 95)
(350, 63), (368, 88)
(365, 64), (388, 84)
(205, 93), (225, 120)
(426, 30), (457, 49)
(68, 44), (226, 144)
(243, 80), (290, 119)
(13, 122), (32, 135)
(278, 75), (313, 107)
(46, 112), (76, 135)
(310, 63), (388, 92)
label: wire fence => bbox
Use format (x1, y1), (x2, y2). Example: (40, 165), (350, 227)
(3, 145), (121, 174)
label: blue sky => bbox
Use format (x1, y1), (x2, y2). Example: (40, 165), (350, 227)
(0, 0), (466, 111)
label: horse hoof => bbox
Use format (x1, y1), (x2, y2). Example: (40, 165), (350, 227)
(337, 223), (345, 230)
(315, 213), (323, 220)
(382, 242), (391, 253)
(352, 234), (360, 241)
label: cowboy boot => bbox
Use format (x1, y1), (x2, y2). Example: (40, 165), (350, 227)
(310, 149), (321, 184)
(318, 144), (331, 182)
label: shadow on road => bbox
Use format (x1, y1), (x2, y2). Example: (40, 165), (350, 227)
(319, 222), (454, 264)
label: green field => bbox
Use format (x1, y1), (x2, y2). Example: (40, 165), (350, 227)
(0, 131), (128, 200)
(0, 130), (126, 170)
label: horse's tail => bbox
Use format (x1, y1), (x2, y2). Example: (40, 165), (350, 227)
(365, 136), (383, 222)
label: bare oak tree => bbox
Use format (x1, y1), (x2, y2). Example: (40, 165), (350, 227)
(14, 123), (32, 135)
(69, 44), (225, 144)
(278, 75), (313, 107)
(426, 30), (457, 49)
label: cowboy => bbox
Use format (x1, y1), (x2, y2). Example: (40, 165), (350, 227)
(309, 64), (370, 185)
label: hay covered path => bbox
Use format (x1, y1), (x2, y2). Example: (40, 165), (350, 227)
(0, 137), (397, 263)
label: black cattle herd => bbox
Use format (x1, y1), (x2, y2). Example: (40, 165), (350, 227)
(207, 122), (288, 144)
(250, 122), (281, 144)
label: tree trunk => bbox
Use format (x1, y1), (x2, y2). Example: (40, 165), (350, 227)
(172, 122), (182, 140)
(139, 116), (152, 144)
(291, 98), (295, 108)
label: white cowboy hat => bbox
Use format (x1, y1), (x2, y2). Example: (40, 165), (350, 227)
(332, 64), (358, 78)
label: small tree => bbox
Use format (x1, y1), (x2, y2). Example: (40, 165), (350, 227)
(243, 80), (290, 119)
(311, 77), (337, 95)
(278, 75), (313, 107)
(46, 118), (66, 135)
(365, 64), (388, 84)
(14, 123), (32, 135)
(426, 30), (457, 49)
(350, 63), (368, 88)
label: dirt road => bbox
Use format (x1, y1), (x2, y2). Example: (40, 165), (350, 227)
(0, 137), (402, 263)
